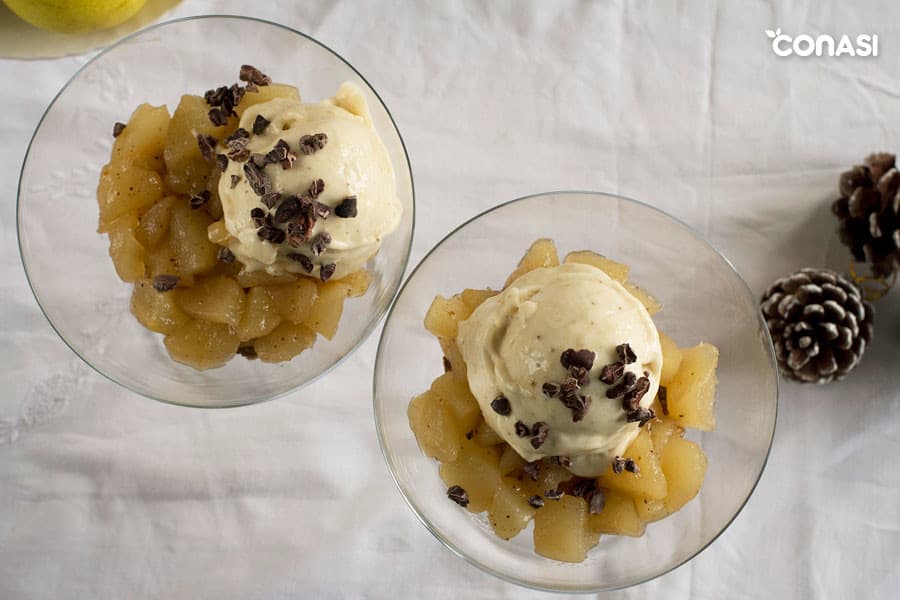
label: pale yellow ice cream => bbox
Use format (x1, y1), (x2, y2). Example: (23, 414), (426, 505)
(457, 263), (662, 477)
(219, 83), (401, 280)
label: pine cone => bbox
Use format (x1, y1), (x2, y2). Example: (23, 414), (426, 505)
(831, 152), (900, 277)
(761, 268), (874, 384)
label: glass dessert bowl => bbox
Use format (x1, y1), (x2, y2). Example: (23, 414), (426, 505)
(17, 16), (414, 407)
(374, 192), (777, 592)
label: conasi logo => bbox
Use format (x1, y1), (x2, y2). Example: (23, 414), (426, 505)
(766, 29), (878, 57)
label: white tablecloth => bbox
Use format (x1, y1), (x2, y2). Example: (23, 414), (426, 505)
(2, 2), (898, 598)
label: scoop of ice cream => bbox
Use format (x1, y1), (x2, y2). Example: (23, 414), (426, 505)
(457, 263), (662, 477)
(219, 83), (401, 280)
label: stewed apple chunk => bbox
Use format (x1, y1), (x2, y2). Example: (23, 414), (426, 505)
(408, 388), (465, 463)
(164, 319), (240, 370)
(97, 163), (165, 227)
(168, 201), (219, 276)
(596, 428), (667, 500)
(303, 280), (347, 340)
(533, 494), (599, 563)
(106, 214), (145, 283)
(268, 278), (318, 323)
(110, 103), (170, 172)
(131, 279), (190, 334)
(658, 331), (683, 385)
(439, 439), (501, 513)
(563, 249), (629, 282)
(488, 477), (537, 540)
(504, 238), (560, 287)
(666, 342), (719, 430)
(236, 286), (281, 341)
(163, 94), (227, 195)
(174, 275), (244, 329)
(424, 295), (471, 339)
(588, 490), (645, 537)
(134, 195), (176, 250)
(658, 436), (707, 513)
(234, 83), (300, 118)
(252, 321), (316, 362)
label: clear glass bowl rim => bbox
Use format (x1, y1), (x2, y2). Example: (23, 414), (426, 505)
(16, 14), (416, 409)
(373, 190), (778, 592)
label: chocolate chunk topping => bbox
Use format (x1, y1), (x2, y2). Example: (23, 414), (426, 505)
(514, 421), (530, 438)
(606, 371), (637, 399)
(313, 201), (331, 219)
(599, 361), (625, 384)
(249, 153), (267, 168)
(257, 225), (286, 244)
(202, 82), (243, 118)
(544, 489), (563, 500)
(216, 154), (229, 172)
(243, 161), (272, 196)
(152, 274), (179, 292)
(252, 114), (270, 135)
(522, 461), (539, 481)
(571, 478), (596, 498)
(266, 139), (296, 169)
(616, 343), (637, 364)
(527, 495), (545, 509)
(588, 490), (606, 515)
(530, 422), (550, 448)
(621, 376), (651, 411)
(561, 348), (596, 371)
(446, 485), (469, 508)
(626, 406), (655, 427)
(273, 195), (302, 225)
(299, 132), (328, 154)
(570, 366), (590, 386)
(239, 64), (272, 86)
(442, 356), (452, 372)
(203, 86), (230, 109)
(542, 382), (560, 397)
(613, 456), (640, 474)
(197, 134), (217, 161)
(659, 386), (669, 416)
(250, 207), (266, 228)
(112, 122), (126, 138)
(208, 107), (228, 126)
(560, 377), (579, 397)
(335, 196), (358, 218)
(190, 190), (211, 209)
(260, 191), (281, 209)
(559, 391), (591, 422)
(490, 395), (511, 416)
(224, 127), (250, 158)
(308, 178), (325, 198)
(310, 232), (332, 257)
(217, 247), (235, 263)
(224, 127), (250, 145)
(286, 216), (314, 247)
(319, 263), (336, 281)
(287, 252), (314, 273)
(236, 343), (257, 359)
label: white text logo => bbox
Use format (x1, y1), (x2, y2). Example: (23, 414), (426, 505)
(766, 29), (878, 57)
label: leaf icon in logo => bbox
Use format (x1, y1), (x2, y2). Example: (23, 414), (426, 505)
(765, 29), (778, 39)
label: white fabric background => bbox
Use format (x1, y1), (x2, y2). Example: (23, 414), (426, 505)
(1, 1), (899, 598)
